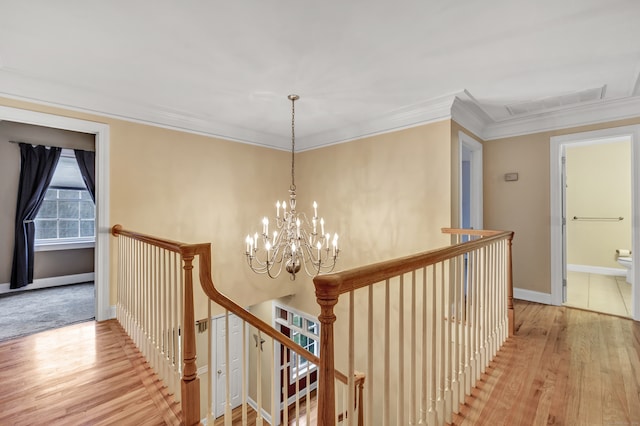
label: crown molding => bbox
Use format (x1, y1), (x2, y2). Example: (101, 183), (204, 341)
(298, 92), (459, 151)
(2, 66), (640, 149)
(0, 68), (289, 150)
(450, 90), (493, 139)
(482, 95), (640, 140)
(633, 71), (640, 96)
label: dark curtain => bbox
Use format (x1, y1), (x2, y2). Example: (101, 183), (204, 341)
(10, 143), (61, 289)
(74, 149), (95, 202)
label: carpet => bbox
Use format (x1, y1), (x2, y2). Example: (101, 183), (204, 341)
(0, 282), (95, 341)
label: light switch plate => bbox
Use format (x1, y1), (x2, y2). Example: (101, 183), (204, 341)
(504, 172), (519, 182)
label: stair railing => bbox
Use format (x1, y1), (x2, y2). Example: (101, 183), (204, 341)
(112, 224), (202, 425)
(112, 225), (366, 425)
(313, 228), (514, 425)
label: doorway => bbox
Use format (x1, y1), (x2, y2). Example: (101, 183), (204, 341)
(550, 125), (640, 320)
(211, 313), (243, 418)
(0, 105), (110, 321)
(459, 131), (483, 233)
(564, 138), (632, 316)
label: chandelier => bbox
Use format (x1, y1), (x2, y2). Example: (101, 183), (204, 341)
(244, 94), (339, 280)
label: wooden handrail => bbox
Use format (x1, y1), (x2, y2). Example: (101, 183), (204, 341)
(195, 244), (351, 383)
(112, 225), (326, 374)
(313, 228), (515, 425)
(314, 229), (513, 295)
(112, 225), (355, 425)
(441, 227), (504, 237)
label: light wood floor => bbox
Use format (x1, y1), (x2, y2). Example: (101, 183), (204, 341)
(1, 301), (638, 425)
(0, 319), (181, 426)
(451, 300), (640, 425)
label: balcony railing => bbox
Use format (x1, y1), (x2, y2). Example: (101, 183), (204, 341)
(112, 225), (513, 425)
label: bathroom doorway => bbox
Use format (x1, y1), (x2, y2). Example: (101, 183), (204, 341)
(563, 138), (632, 316)
(550, 125), (640, 320)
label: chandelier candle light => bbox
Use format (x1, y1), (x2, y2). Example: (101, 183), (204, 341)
(244, 94), (339, 280)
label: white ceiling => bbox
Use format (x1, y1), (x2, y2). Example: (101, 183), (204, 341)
(1, 0), (639, 150)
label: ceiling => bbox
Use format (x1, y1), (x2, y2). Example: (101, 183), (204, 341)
(1, 0), (639, 150)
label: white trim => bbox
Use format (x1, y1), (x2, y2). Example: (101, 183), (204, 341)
(246, 396), (272, 425)
(0, 272), (94, 295)
(0, 105), (111, 321)
(451, 90), (494, 139)
(109, 305), (116, 319)
(5, 83), (640, 153)
(483, 96), (640, 141)
(35, 240), (95, 251)
(513, 287), (552, 305)
(458, 131), (483, 230)
(567, 264), (626, 276)
(550, 125), (640, 320)
(300, 92), (459, 151)
(632, 71), (640, 97)
(284, 381), (318, 407)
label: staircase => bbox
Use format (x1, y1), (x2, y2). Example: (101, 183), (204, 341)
(112, 225), (513, 425)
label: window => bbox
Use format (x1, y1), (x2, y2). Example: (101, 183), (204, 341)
(275, 305), (320, 381)
(34, 151), (95, 247)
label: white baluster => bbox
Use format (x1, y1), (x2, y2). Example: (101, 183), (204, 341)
(397, 275), (405, 426)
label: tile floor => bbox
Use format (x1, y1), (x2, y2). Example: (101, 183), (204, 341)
(565, 271), (632, 317)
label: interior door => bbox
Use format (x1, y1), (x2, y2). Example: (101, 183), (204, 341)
(213, 313), (242, 418)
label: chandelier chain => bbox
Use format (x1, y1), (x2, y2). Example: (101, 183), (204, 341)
(290, 95), (296, 189)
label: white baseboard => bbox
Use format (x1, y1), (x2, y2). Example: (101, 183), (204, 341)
(0, 272), (95, 295)
(108, 305), (116, 319)
(247, 397), (272, 425)
(567, 264), (626, 276)
(513, 287), (552, 305)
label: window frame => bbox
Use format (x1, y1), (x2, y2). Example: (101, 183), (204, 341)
(274, 304), (320, 383)
(34, 150), (95, 250)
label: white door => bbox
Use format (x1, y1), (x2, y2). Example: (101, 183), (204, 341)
(213, 313), (242, 417)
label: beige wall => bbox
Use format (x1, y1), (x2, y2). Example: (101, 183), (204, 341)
(108, 119), (297, 318)
(271, 121), (454, 420)
(0, 96), (297, 317)
(0, 121), (95, 284)
(484, 117), (640, 294)
(277, 120), (453, 317)
(566, 140), (632, 268)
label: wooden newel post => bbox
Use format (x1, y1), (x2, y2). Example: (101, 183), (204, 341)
(314, 276), (341, 426)
(182, 254), (201, 426)
(356, 373), (365, 426)
(507, 233), (515, 337)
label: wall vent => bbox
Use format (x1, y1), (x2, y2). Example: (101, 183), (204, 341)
(506, 85), (606, 116)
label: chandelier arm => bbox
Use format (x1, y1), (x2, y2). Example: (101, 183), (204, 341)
(266, 258), (285, 279)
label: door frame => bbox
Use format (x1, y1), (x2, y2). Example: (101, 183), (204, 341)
(0, 105), (111, 320)
(550, 125), (640, 320)
(459, 131), (483, 230)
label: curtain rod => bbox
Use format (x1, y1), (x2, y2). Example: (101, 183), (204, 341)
(7, 140), (94, 152)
